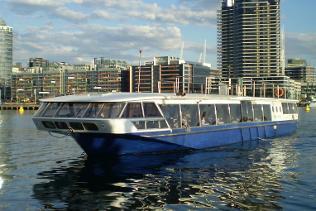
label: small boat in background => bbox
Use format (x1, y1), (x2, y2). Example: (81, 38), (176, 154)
(32, 93), (299, 157)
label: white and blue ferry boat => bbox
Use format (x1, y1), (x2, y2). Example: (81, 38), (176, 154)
(32, 93), (298, 157)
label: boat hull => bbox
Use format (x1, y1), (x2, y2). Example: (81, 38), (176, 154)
(72, 120), (298, 157)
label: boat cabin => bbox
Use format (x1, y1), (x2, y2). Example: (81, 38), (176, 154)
(33, 93), (298, 134)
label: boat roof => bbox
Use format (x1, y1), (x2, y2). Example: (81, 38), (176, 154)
(40, 92), (298, 103)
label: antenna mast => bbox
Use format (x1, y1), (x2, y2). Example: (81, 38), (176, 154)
(203, 39), (207, 64)
(179, 42), (184, 59)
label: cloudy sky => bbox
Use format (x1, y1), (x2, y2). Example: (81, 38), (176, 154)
(1, 0), (316, 67)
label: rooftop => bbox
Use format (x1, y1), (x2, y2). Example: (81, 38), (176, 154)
(0, 19), (6, 26)
(40, 92), (297, 103)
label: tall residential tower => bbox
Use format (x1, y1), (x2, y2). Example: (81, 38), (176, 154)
(0, 19), (13, 84)
(218, 0), (282, 78)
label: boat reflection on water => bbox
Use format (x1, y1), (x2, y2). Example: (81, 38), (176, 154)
(32, 138), (297, 210)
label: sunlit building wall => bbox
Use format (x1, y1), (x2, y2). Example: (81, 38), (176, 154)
(0, 19), (13, 84)
(218, 0), (282, 78)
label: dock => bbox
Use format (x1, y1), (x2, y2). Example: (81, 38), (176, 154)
(0, 103), (39, 110)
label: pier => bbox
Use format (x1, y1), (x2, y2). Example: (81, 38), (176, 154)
(0, 103), (39, 110)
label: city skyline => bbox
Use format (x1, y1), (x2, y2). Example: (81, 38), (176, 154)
(1, 0), (316, 67)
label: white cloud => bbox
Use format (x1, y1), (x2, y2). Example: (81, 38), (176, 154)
(13, 23), (183, 64)
(7, 0), (220, 65)
(9, 0), (65, 7)
(8, 0), (219, 25)
(8, 0), (87, 21)
(55, 7), (88, 21)
(286, 32), (316, 64)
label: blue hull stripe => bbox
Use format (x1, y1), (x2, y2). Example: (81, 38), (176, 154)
(73, 120), (297, 156)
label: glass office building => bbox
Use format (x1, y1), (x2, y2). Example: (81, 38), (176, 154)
(0, 19), (13, 84)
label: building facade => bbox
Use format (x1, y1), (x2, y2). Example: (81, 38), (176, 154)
(218, 0), (282, 78)
(0, 19), (12, 83)
(285, 58), (316, 82)
(129, 56), (217, 94)
(11, 68), (123, 102)
(29, 58), (49, 73)
(0, 19), (13, 101)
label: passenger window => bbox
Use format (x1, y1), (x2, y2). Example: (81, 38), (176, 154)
(230, 104), (241, 123)
(132, 121), (145, 129)
(253, 104), (263, 122)
(294, 103), (298, 113)
(42, 103), (62, 117)
(57, 103), (75, 117)
(160, 104), (180, 128)
(84, 103), (104, 118)
(69, 122), (84, 130)
(291, 103), (298, 113)
(42, 121), (56, 129)
(57, 103), (89, 117)
(241, 101), (253, 122)
(55, 122), (68, 129)
(121, 103), (143, 118)
(83, 123), (98, 131)
(98, 103), (125, 118)
(181, 104), (199, 127)
(282, 103), (289, 114)
(159, 120), (168, 128)
(146, 120), (159, 129)
(216, 104), (230, 125)
(36, 102), (48, 117)
(199, 104), (216, 125)
(75, 103), (90, 117)
(263, 105), (272, 121)
(143, 103), (162, 117)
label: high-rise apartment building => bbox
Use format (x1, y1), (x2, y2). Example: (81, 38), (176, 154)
(218, 0), (282, 78)
(0, 19), (13, 84)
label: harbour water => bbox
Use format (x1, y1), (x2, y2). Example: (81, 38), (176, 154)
(0, 109), (315, 210)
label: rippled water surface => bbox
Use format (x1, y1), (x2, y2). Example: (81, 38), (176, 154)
(0, 109), (315, 210)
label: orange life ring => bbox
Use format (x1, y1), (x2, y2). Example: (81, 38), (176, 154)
(275, 88), (284, 97)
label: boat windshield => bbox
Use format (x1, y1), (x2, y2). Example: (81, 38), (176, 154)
(56, 103), (89, 117)
(42, 102), (62, 117)
(34, 102), (48, 117)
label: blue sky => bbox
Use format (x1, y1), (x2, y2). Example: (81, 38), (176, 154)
(1, 0), (316, 67)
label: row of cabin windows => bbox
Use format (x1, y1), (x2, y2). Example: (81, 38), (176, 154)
(38, 102), (273, 129)
(39, 102), (162, 119)
(160, 103), (272, 129)
(281, 103), (298, 114)
(42, 121), (98, 131)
